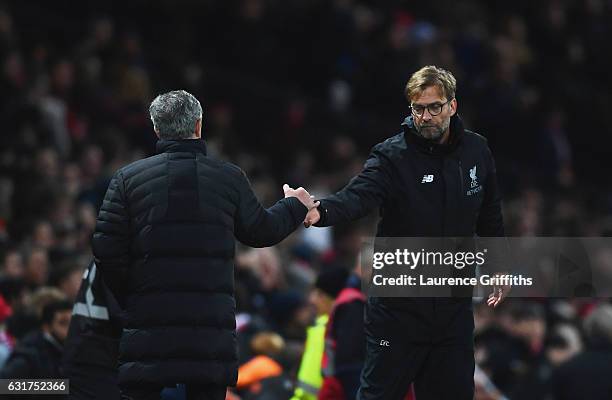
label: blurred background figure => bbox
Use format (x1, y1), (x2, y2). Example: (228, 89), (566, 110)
(551, 304), (612, 400)
(291, 266), (349, 400)
(319, 258), (366, 400)
(0, 299), (72, 380)
(234, 332), (288, 399)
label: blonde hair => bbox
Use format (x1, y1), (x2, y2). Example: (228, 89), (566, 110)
(250, 331), (285, 356)
(405, 65), (457, 102)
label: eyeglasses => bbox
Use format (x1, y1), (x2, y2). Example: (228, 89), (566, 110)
(410, 99), (453, 117)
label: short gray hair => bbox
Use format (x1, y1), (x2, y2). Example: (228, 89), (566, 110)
(149, 90), (203, 139)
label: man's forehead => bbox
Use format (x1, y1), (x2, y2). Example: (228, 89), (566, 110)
(411, 86), (446, 104)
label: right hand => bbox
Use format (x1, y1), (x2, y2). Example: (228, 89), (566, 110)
(283, 184), (319, 211)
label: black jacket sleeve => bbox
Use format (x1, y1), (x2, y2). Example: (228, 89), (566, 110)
(315, 145), (394, 227)
(234, 169), (308, 248)
(91, 170), (131, 308)
(476, 146), (504, 237)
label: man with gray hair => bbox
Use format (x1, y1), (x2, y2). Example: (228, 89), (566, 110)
(92, 90), (318, 399)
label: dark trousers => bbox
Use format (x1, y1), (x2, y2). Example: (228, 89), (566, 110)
(121, 384), (226, 400)
(357, 298), (475, 400)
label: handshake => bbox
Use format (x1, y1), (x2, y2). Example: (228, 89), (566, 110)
(282, 184), (321, 228)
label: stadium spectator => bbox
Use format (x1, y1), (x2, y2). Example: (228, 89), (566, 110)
(319, 261), (366, 400)
(551, 303), (612, 400)
(291, 266), (349, 400)
(0, 299), (72, 380)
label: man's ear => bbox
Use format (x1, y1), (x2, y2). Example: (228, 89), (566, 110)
(195, 118), (202, 138)
(450, 98), (458, 116)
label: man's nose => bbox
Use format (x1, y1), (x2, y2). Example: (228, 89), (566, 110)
(421, 108), (433, 121)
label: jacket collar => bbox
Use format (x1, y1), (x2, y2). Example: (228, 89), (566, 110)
(155, 139), (208, 155)
(401, 114), (464, 156)
(43, 332), (63, 352)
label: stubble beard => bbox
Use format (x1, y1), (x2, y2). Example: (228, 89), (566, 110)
(416, 118), (450, 143)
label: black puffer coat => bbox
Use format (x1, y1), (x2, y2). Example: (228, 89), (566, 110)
(92, 139), (307, 386)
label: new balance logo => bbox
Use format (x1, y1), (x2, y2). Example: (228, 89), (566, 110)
(379, 340), (390, 347)
(421, 175), (434, 183)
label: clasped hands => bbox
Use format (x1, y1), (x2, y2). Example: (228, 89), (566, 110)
(282, 184), (321, 228)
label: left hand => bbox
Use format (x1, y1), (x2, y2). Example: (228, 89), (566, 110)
(487, 275), (510, 308)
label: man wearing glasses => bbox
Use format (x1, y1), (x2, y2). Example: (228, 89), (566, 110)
(304, 65), (506, 399)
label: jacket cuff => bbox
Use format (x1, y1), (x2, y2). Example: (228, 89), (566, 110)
(313, 201), (328, 227)
(284, 196), (308, 225)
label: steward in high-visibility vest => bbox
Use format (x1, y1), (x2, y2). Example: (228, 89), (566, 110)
(291, 267), (349, 400)
(319, 282), (366, 400)
(291, 314), (329, 400)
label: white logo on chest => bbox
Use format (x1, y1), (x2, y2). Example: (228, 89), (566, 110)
(467, 165), (483, 196)
(469, 165), (478, 188)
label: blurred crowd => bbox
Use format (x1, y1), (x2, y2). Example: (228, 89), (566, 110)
(1, 0), (611, 399)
